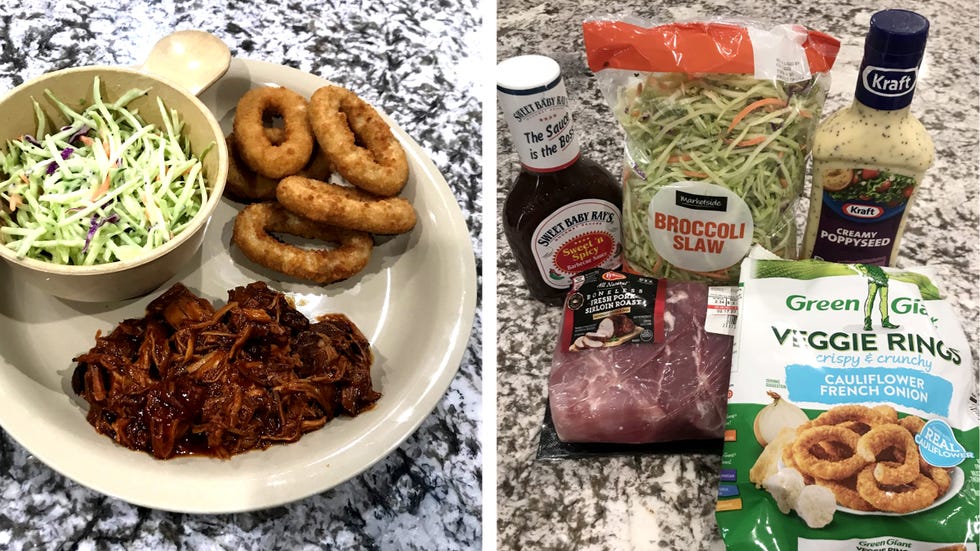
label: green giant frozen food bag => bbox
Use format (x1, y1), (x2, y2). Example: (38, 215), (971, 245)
(716, 257), (978, 549)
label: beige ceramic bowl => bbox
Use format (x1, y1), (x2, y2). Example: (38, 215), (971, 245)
(0, 66), (228, 302)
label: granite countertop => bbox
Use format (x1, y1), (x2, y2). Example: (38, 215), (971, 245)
(0, 1), (482, 549)
(496, 1), (978, 549)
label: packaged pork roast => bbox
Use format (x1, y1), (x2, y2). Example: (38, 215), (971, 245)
(542, 268), (735, 456)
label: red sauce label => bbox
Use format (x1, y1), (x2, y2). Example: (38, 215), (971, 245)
(531, 199), (623, 289)
(554, 231), (617, 273)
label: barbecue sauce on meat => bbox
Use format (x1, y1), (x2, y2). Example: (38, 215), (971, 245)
(71, 282), (380, 459)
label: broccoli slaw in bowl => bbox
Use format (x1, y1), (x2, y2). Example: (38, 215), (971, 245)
(0, 66), (228, 302)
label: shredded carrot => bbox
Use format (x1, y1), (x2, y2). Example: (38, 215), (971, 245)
(79, 136), (94, 146)
(722, 135), (768, 147)
(727, 97), (786, 133)
(19, 173), (29, 183)
(651, 255), (663, 274)
(90, 172), (112, 201)
(779, 179), (788, 188)
(798, 109), (813, 119)
(668, 154), (692, 163)
(141, 191), (152, 221)
(734, 136), (767, 147)
(94, 137), (112, 161)
(681, 170), (709, 178)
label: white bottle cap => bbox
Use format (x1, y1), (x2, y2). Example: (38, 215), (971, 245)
(497, 55), (561, 92)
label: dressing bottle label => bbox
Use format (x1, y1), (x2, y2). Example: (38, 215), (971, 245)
(531, 199), (622, 289)
(810, 167), (916, 264)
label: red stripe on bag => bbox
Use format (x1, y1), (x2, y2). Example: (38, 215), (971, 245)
(582, 21), (839, 75)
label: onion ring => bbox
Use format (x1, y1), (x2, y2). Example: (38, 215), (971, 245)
(898, 415), (926, 434)
(791, 425), (867, 480)
(308, 85), (408, 197)
(922, 465), (952, 496)
(810, 440), (854, 461)
(871, 404), (899, 424)
(263, 127), (333, 182)
(277, 176), (417, 235)
(813, 476), (875, 511)
(781, 438), (797, 466)
(224, 134), (280, 202)
(834, 420), (874, 435)
(856, 424), (920, 485)
(810, 405), (891, 428)
(233, 87), (315, 179)
(232, 202), (373, 284)
(225, 130), (332, 203)
(856, 465), (939, 513)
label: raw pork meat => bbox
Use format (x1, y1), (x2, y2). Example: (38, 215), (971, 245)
(549, 281), (733, 443)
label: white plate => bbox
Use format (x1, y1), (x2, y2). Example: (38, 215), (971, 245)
(0, 58), (477, 513)
(839, 466), (964, 516)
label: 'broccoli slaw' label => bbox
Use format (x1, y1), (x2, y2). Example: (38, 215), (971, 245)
(531, 199), (623, 290)
(810, 167), (918, 265)
(646, 181), (755, 273)
(716, 257), (978, 549)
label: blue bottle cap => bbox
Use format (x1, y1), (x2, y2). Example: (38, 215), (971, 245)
(856, 10), (929, 110)
(866, 9), (929, 60)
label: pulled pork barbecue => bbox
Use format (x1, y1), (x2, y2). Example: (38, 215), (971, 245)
(71, 281), (381, 459)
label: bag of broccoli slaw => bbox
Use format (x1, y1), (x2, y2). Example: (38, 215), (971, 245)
(716, 256), (978, 550)
(582, 19), (840, 284)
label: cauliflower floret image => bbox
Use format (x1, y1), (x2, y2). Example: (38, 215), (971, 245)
(794, 485), (836, 529)
(762, 467), (837, 528)
(762, 468), (805, 514)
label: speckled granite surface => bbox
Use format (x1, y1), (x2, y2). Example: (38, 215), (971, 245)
(496, 1), (978, 549)
(0, 1), (482, 549)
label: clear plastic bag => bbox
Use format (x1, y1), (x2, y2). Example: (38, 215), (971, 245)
(582, 19), (840, 283)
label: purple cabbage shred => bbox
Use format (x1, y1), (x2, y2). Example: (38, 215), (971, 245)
(68, 125), (91, 144)
(631, 161), (647, 180)
(81, 213), (120, 254)
(45, 148), (74, 175)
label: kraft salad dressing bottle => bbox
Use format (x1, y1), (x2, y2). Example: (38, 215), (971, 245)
(802, 9), (934, 266)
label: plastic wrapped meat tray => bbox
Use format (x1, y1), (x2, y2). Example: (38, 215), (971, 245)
(548, 272), (734, 445)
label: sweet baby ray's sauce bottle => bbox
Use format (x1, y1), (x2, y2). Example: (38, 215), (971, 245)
(802, 10), (934, 266)
(497, 55), (623, 305)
